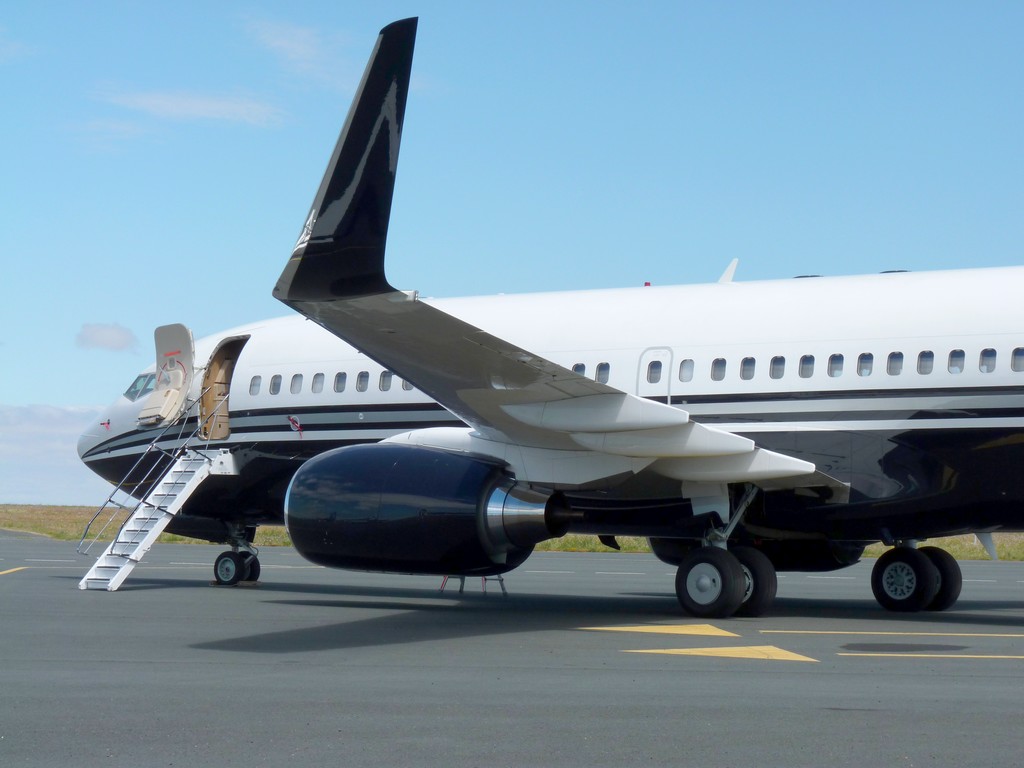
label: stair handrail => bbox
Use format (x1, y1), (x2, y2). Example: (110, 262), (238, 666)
(77, 387), (229, 555)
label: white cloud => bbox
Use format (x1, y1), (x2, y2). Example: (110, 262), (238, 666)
(76, 323), (139, 352)
(0, 405), (113, 505)
(0, 27), (32, 63)
(72, 118), (150, 150)
(246, 18), (358, 90)
(99, 89), (282, 126)
(247, 19), (325, 73)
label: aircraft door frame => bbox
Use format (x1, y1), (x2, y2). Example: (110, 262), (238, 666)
(637, 346), (674, 401)
(199, 335), (250, 441)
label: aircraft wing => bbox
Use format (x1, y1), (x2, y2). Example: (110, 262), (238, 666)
(273, 18), (814, 488)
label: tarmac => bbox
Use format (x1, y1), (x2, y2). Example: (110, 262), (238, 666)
(4, 530), (1024, 767)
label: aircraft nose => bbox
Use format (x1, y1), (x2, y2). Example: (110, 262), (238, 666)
(77, 413), (111, 460)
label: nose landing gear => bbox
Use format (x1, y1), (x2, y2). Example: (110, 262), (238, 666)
(213, 525), (262, 586)
(213, 550), (262, 585)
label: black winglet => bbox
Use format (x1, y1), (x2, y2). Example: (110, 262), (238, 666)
(273, 18), (417, 303)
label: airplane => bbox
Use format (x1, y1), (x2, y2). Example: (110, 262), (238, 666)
(77, 17), (1024, 618)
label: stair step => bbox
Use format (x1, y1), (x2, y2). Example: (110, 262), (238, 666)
(79, 448), (235, 592)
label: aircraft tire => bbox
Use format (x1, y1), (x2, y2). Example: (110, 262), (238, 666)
(871, 547), (940, 612)
(214, 551), (249, 586)
(244, 552), (262, 581)
(919, 546), (962, 611)
(732, 546), (778, 617)
(675, 547), (745, 619)
(242, 554), (261, 583)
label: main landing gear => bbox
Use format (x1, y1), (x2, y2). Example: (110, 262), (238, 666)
(870, 544), (962, 612)
(673, 485), (778, 619)
(674, 545), (778, 619)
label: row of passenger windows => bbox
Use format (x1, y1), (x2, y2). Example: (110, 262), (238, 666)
(249, 370), (415, 396)
(247, 346), (1024, 398)
(648, 347), (1024, 384)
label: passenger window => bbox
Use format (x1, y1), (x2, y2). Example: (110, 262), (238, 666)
(333, 372), (347, 393)
(917, 351), (934, 375)
(403, 379), (414, 391)
(740, 357), (755, 380)
(979, 349), (996, 373)
(770, 356), (785, 379)
(1013, 348), (1024, 373)
(887, 352), (903, 376)
(356, 371), (369, 392)
(311, 373), (324, 394)
(678, 359), (694, 383)
(596, 362), (610, 384)
(572, 363), (586, 376)
(290, 374), (303, 394)
(269, 375), (282, 395)
(857, 353), (873, 376)
(711, 358), (726, 382)
(248, 376), (261, 396)
(380, 371), (393, 391)
(647, 361), (662, 384)
(948, 349), (965, 374)
(799, 355), (814, 378)
(828, 354), (844, 378)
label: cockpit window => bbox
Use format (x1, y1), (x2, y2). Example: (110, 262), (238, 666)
(123, 373), (156, 402)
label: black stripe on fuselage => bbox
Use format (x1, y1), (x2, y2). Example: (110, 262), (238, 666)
(83, 387), (1024, 461)
(81, 403), (461, 460)
(668, 384), (1024, 406)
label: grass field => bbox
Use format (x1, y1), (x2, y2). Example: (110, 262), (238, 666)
(3, 504), (1024, 559)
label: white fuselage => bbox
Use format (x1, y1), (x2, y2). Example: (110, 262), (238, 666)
(79, 265), (1024, 471)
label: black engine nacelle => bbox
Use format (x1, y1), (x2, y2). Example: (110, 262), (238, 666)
(284, 444), (565, 576)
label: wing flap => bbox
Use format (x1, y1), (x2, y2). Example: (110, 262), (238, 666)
(652, 448), (815, 483)
(570, 422), (754, 458)
(501, 393), (689, 433)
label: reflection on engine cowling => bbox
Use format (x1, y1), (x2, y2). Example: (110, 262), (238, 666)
(284, 443), (566, 576)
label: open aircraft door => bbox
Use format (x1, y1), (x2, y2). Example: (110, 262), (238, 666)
(137, 323), (194, 427)
(198, 335), (250, 440)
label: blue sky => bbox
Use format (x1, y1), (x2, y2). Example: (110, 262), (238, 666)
(1, 2), (1021, 503)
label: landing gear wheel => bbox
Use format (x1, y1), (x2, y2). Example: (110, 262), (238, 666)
(242, 554), (261, 583)
(919, 546), (962, 611)
(871, 547), (940, 612)
(214, 551), (249, 586)
(733, 546), (778, 617)
(675, 548), (745, 619)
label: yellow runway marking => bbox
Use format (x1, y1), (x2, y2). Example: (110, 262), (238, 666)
(839, 652), (1024, 660)
(582, 624), (739, 637)
(0, 567), (29, 576)
(626, 645), (818, 662)
(762, 630), (1024, 638)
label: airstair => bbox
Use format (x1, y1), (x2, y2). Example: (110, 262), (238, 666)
(78, 391), (246, 591)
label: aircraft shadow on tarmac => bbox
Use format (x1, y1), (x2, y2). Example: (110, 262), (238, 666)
(165, 580), (1024, 655)
(58, 571), (1024, 642)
